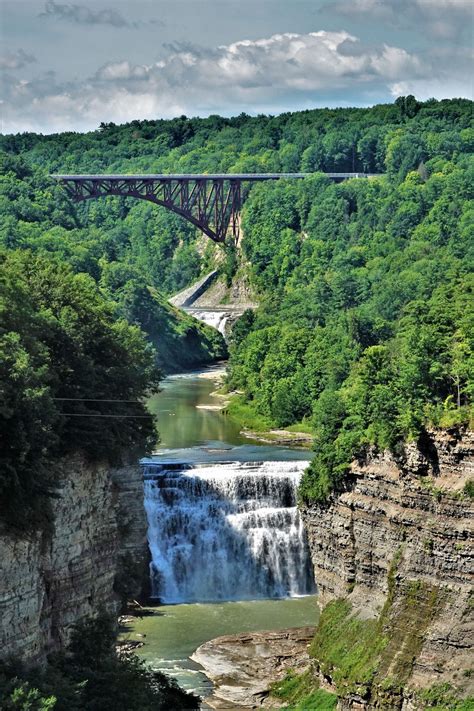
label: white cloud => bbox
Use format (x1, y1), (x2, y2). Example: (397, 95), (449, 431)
(0, 29), (468, 134)
(389, 44), (473, 99)
(0, 49), (36, 70)
(95, 31), (425, 92)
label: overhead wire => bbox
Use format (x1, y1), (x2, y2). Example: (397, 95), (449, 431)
(53, 397), (145, 403)
(59, 413), (153, 418)
(52, 397), (154, 418)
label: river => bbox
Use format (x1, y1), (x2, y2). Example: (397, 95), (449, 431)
(122, 366), (318, 702)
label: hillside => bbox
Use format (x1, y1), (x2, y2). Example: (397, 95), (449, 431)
(1, 96), (472, 498)
(0, 152), (226, 374)
(222, 101), (473, 504)
(1, 98), (471, 383)
(1, 97), (473, 709)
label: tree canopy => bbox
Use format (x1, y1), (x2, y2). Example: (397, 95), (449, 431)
(1, 96), (473, 506)
(0, 250), (161, 528)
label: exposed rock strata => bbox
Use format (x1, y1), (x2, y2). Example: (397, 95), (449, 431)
(112, 464), (149, 601)
(0, 455), (146, 663)
(169, 269), (219, 308)
(171, 270), (257, 339)
(190, 272), (256, 310)
(301, 428), (474, 705)
(191, 627), (315, 709)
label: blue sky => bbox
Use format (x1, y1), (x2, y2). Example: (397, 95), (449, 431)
(1, 0), (472, 133)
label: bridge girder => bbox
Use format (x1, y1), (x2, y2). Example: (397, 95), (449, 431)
(55, 176), (242, 243)
(51, 173), (380, 244)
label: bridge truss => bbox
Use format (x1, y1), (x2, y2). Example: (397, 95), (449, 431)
(51, 173), (379, 244)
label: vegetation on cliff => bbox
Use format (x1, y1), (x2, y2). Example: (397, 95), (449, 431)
(0, 615), (199, 710)
(271, 670), (337, 710)
(272, 598), (473, 710)
(0, 249), (160, 529)
(272, 577), (473, 710)
(224, 98), (473, 501)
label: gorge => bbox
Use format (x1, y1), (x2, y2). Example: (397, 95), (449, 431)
(133, 371), (474, 709)
(2, 367), (472, 709)
(1, 97), (473, 711)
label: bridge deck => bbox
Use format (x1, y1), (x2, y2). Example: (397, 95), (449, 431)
(51, 172), (381, 181)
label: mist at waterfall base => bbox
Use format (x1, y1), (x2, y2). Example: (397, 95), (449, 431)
(144, 460), (315, 604)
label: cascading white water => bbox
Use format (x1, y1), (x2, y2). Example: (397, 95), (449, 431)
(143, 460), (315, 603)
(185, 309), (230, 335)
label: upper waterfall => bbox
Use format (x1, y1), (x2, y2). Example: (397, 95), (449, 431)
(143, 460), (315, 603)
(184, 308), (231, 335)
(168, 269), (256, 338)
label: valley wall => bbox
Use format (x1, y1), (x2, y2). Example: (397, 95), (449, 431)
(0, 455), (147, 664)
(301, 428), (474, 707)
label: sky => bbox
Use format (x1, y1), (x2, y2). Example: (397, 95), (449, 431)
(0, 0), (472, 134)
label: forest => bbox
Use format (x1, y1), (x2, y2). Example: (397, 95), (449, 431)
(0, 96), (472, 523)
(228, 138), (473, 500)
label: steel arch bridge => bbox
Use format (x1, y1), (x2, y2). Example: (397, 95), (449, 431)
(51, 172), (380, 244)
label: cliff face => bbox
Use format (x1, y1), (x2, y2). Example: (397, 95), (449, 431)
(301, 428), (474, 706)
(112, 464), (150, 601)
(0, 455), (147, 664)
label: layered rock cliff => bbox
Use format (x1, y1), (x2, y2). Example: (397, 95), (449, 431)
(301, 428), (474, 707)
(0, 455), (147, 664)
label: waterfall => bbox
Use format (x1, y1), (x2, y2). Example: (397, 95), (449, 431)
(185, 309), (230, 335)
(143, 460), (315, 603)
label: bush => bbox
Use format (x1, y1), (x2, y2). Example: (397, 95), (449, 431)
(464, 479), (474, 499)
(0, 615), (199, 711)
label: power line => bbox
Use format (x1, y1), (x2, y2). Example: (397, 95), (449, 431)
(60, 413), (154, 419)
(53, 397), (144, 403)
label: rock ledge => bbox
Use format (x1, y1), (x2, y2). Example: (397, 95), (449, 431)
(191, 626), (315, 709)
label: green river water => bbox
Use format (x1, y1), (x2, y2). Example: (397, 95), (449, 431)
(123, 366), (318, 701)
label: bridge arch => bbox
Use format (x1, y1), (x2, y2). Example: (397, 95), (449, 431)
(74, 188), (222, 242)
(51, 173), (380, 244)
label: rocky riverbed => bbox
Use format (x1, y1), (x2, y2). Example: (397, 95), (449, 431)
(191, 627), (315, 709)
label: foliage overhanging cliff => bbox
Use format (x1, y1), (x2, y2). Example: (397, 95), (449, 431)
(0, 250), (161, 529)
